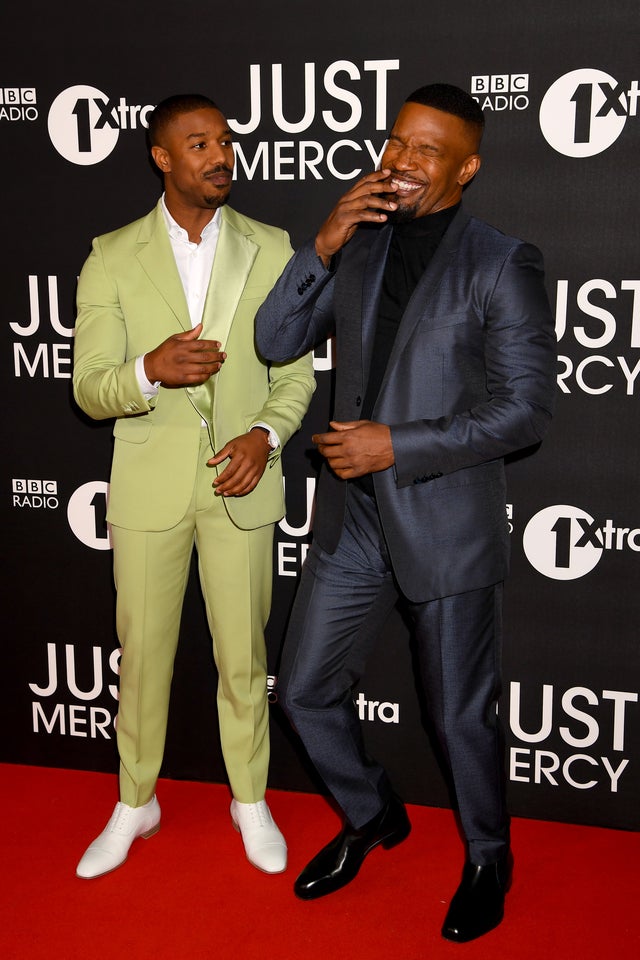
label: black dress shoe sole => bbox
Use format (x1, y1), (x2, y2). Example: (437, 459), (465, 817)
(441, 909), (504, 943)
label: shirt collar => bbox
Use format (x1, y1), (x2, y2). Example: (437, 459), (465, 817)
(161, 194), (221, 243)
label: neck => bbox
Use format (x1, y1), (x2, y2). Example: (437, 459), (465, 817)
(164, 196), (218, 243)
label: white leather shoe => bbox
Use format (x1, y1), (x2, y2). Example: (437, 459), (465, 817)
(230, 799), (287, 874)
(76, 795), (161, 879)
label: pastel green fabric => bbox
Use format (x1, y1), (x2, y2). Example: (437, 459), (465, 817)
(73, 201), (315, 805)
(74, 201), (315, 532)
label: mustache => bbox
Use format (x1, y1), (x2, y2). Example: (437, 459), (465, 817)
(204, 164), (233, 177)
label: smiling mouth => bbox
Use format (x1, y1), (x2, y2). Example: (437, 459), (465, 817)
(389, 176), (424, 193)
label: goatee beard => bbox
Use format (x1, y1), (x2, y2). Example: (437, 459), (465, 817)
(203, 191), (230, 209)
(385, 203), (418, 224)
(378, 190), (418, 224)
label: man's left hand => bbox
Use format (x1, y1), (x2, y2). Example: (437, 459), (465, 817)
(312, 420), (394, 479)
(208, 430), (270, 496)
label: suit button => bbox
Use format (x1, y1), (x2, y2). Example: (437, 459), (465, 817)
(298, 274), (316, 295)
(355, 395), (361, 406)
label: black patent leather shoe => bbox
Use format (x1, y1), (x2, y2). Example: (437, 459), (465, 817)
(294, 795), (411, 900)
(441, 852), (513, 942)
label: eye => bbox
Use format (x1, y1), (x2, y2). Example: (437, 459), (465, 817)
(193, 140), (207, 150)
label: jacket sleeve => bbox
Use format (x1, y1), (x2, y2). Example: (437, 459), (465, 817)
(255, 239), (337, 360)
(252, 354), (316, 453)
(73, 236), (152, 421)
(243, 229), (317, 451)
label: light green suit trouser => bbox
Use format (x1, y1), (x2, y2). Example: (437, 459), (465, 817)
(111, 430), (273, 807)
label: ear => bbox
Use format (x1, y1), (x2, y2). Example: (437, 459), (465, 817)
(458, 154), (481, 186)
(151, 145), (171, 174)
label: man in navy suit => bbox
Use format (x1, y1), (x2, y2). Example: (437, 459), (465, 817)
(255, 84), (556, 941)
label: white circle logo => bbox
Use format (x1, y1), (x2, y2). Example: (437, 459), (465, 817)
(523, 505), (603, 580)
(48, 85), (120, 165)
(67, 481), (112, 550)
(539, 69), (628, 157)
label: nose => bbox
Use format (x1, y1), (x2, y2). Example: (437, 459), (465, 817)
(207, 140), (227, 166)
(393, 145), (418, 171)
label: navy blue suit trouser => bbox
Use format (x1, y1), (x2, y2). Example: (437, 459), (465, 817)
(279, 482), (510, 865)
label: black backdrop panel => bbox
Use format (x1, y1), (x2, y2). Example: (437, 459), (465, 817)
(1, 0), (638, 831)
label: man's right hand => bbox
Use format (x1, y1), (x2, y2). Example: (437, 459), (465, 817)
(143, 323), (226, 386)
(314, 169), (398, 266)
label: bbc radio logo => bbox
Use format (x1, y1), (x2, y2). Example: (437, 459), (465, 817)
(0, 87), (37, 122)
(47, 85), (155, 165)
(471, 75), (529, 112)
(523, 504), (640, 580)
(540, 68), (639, 157)
(12, 479), (58, 509)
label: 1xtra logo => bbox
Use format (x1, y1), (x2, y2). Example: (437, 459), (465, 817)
(523, 505), (640, 580)
(539, 68), (639, 157)
(67, 481), (111, 550)
(47, 85), (155, 165)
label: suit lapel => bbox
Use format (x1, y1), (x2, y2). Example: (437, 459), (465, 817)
(135, 201), (190, 330)
(201, 206), (258, 345)
(190, 207), (258, 437)
(360, 225), (393, 387)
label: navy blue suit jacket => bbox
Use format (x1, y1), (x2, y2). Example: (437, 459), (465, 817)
(255, 208), (556, 602)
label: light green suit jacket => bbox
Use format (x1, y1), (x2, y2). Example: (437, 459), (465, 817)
(73, 201), (315, 532)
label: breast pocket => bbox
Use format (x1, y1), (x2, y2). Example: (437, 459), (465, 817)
(424, 311), (471, 332)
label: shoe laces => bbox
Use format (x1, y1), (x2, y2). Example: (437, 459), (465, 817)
(110, 802), (134, 835)
(247, 801), (271, 828)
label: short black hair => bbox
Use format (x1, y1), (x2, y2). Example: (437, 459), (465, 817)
(405, 83), (484, 144)
(148, 94), (221, 147)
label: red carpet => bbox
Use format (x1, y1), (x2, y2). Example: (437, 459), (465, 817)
(1, 763), (637, 960)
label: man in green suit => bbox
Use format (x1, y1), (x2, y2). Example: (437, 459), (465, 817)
(73, 94), (315, 880)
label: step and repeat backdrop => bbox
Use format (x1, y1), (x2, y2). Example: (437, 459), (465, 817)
(1, 0), (638, 831)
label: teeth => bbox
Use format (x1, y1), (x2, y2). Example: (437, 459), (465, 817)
(391, 178), (421, 190)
